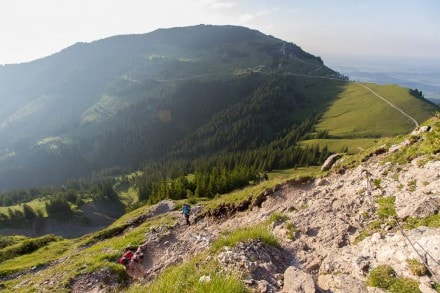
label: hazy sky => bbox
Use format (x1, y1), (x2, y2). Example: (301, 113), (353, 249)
(0, 0), (439, 65)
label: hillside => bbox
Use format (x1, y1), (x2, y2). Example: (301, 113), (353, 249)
(0, 113), (439, 292)
(0, 24), (336, 191)
(1, 25), (437, 193)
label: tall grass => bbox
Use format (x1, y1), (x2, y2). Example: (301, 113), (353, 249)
(127, 254), (248, 293)
(210, 225), (279, 253)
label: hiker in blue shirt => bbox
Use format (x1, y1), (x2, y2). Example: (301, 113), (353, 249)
(182, 204), (191, 225)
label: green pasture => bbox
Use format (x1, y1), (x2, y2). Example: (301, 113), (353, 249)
(315, 82), (424, 138)
(300, 138), (379, 154)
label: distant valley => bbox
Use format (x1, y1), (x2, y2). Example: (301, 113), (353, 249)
(326, 55), (440, 104)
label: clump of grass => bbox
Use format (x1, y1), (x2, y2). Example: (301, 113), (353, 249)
(376, 196), (396, 219)
(210, 225), (279, 253)
(367, 265), (396, 288)
(354, 230), (370, 244)
(354, 195), (399, 243)
(367, 265), (421, 293)
(285, 222), (297, 240)
(406, 258), (428, 276)
(407, 179), (417, 192)
(389, 277), (421, 293)
(404, 214), (440, 229)
(373, 179), (382, 188)
(267, 212), (289, 224)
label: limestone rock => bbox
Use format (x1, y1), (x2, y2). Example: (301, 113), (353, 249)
(318, 274), (367, 293)
(283, 266), (315, 293)
(321, 154), (342, 171)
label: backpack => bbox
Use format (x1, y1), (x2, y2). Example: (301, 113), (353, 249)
(183, 204), (191, 215)
(119, 250), (134, 266)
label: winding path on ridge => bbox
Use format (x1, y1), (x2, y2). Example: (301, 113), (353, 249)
(356, 82), (419, 128)
(154, 66), (420, 129)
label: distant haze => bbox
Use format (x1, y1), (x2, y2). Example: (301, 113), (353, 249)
(325, 55), (440, 104)
(0, 0), (439, 65)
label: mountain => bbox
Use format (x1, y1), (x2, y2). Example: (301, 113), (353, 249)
(1, 114), (439, 292)
(0, 25), (338, 191)
(0, 25), (437, 193)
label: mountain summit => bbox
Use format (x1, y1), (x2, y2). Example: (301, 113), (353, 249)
(0, 25), (436, 192)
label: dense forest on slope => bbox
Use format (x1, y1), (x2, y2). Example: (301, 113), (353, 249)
(0, 25), (341, 192)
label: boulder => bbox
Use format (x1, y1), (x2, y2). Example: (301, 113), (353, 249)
(318, 274), (367, 293)
(321, 154), (342, 171)
(396, 197), (440, 219)
(282, 266), (315, 293)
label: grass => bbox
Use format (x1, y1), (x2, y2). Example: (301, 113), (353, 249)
(403, 214), (440, 229)
(354, 196), (397, 244)
(366, 265), (396, 288)
(376, 196), (396, 220)
(315, 83), (417, 138)
(362, 84), (437, 124)
(210, 225), (279, 253)
(406, 258), (428, 276)
(126, 253), (249, 293)
(0, 234), (62, 263)
(0, 209), (177, 291)
(386, 113), (440, 164)
(300, 138), (378, 154)
(1, 112), (438, 291)
(267, 213), (289, 224)
(366, 264), (421, 293)
(0, 238), (72, 278)
(0, 197), (48, 218)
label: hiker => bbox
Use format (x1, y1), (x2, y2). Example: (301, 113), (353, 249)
(119, 249), (146, 280)
(182, 203), (191, 225)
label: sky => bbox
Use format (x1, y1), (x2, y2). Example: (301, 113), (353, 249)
(0, 0), (439, 65)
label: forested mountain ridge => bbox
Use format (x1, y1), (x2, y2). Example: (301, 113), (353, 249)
(0, 24), (436, 194)
(0, 25), (339, 191)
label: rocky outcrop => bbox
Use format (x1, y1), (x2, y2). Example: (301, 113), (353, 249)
(318, 274), (367, 293)
(319, 227), (440, 292)
(217, 240), (293, 292)
(321, 153), (342, 171)
(283, 266), (315, 293)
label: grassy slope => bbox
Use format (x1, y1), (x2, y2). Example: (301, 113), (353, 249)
(301, 82), (438, 153)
